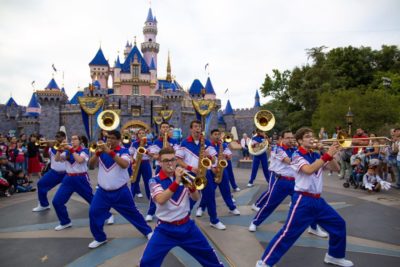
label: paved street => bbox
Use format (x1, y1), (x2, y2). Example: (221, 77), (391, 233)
(1, 165), (399, 267)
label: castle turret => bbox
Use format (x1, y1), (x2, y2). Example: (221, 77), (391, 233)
(124, 41), (132, 59)
(204, 77), (216, 100)
(149, 56), (157, 88)
(188, 79), (204, 98)
(223, 100), (235, 132)
(254, 90), (261, 107)
(113, 55), (122, 84)
(141, 7), (160, 68)
(35, 78), (68, 138)
(89, 47), (110, 89)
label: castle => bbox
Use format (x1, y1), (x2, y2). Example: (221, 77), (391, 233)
(0, 7), (262, 140)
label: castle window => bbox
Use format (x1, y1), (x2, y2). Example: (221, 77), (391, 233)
(133, 65), (139, 78)
(132, 85), (139, 95)
(149, 38), (152, 42)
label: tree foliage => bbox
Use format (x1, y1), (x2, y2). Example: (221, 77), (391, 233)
(260, 45), (400, 135)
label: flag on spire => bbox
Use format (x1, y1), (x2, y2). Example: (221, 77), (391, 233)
(52, 64), (57, 72)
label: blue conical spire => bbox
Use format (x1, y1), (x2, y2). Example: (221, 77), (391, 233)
(89, 47), (109, 66)
(150, 57), (156, 70)
(218, 112), (225, 124)
(224, 100), (234, 115)
(114, 55), (121, 68)
(5, 97), (18, 107)
(146, 8), (154, 22)
(45, 78), (60, 90)
(205, 77), (216, 95)
(254, 90), (261, 107)
(189, 79), (204, 95)
(25, 93), (41, 117)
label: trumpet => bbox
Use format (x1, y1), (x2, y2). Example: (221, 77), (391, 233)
(122, 133), (131, 144)
(181, 170), (207, 190)
(89, 141), (108, 153)
(223, 133), (233, 143)
(35, 140), (57, 148)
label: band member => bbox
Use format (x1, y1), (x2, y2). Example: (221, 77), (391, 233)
(32, 131), (67, 212)
(130, 128), (155, 221)
(197, 129), (240, 216)
(249, 130), (327, 238)
(224, 134), (240, 192)
(139, 147), (223, 267)
(256, 127), (353, 267)
(176, 120), (226, 230)
(247, 129), (270, 187)
(88, 130), (152, 248)
(149, 121), (180, 175)
(52, 135), (111, 231)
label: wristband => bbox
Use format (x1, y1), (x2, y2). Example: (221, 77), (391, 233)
(108, 151), (116, 158)
(321, 153), (333, 162)
(186, 165), (193, 171)
(189, 187), (196, 193)
(69, 148), (75, 154)
(168, 181), (179, 192)
(95, 151), (102, 157)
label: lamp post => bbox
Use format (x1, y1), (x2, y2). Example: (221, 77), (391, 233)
(345, 107), (354, 136)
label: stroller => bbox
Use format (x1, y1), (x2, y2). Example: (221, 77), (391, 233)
(343, 153), (366, 189)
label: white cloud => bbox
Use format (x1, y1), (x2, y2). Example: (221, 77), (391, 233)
(0, 0), (399, 110)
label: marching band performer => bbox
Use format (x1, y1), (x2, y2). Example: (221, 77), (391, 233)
(149, 121), (180, 175)
(140, 147), (224, 267)
(52, 135), (111, 231)
(32, 131), (67, 212)
(223, 133), (240, 192)
(197, 129), (240, 217)
(249, 130), (327, 238)
(256, 127), (353, 267)
(176, 120), (226, 230)
(247, 129), (270, 187)
(88, 130), (152, 249)
(130, 128), (155, 221)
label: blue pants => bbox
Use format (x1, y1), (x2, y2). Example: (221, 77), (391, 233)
(199, 170), (220, 224)
(249, 153), (269, 184)
(260, 193), (347, 265)
(16, 185), (33, 192)
(226, 160), (239, 190)
(200, 169), (236, 211)
(89, 186), (152, 242)
(254, 172), (275, 208)
(37, 169), (66, 207)
(52, 174), (94, 226)
(131, 161), (156, 216)
(140, 220), (223, 267)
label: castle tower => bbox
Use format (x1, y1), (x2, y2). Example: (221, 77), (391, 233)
(124, 41), (132, 59)
(254, 90), (261, 108)
(35, 78), (68, 138)
(89, 47), (110, 89)
(223, 100), (235, 132)
(113, 55), (122, 85)
(166, 51), (172, 82)
(141, 7), (160, 68)
(204, 77), (216, 100)
(19, 92), (41, 136)
(149, 56), (157, 89)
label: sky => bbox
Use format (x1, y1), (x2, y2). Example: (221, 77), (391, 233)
(0, 0), (399, 110)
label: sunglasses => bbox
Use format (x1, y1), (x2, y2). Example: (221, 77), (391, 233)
(161, 158), (177, 163)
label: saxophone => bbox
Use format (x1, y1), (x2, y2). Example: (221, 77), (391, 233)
(163, 132), (168, 148)
(130, 137), (147, 183)
(214, 142), (228, 184)
(196, 135), (211, 188)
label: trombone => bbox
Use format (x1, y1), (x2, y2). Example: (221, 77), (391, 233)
(89, 141), (108, 153)
(181, 170), (207, 190)
(319, 132), (390, 149)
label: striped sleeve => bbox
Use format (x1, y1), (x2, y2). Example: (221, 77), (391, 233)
(275, 148), (287, 161)
(291, 153), (309, 173)
(175, 145), (186, 159)
(80, 150), (89, 162)
(206, 145), (217, 157)
(223, 146), (232, 156)
(149, 178), (164, 198)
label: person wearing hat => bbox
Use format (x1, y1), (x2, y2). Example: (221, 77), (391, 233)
(363, 159), (391, 192)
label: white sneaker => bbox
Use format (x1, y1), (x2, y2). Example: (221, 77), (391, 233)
(251, 203), (260, 212)
(106, 215), (114, 225)
(147, 232), (153, 240)
(232, 197), (236, 203)
(324, 253), (354, 267)
(249, 222), (257, 232)
(234, 187), (241, 192)
(32, 205), (50, 212)
(255, 260), (272, 267)
(229, 208), (241, 215)
(196, 207), (203, 217)
(137, 193), (143, 198)
(54, 222), (72, 231)
(145, 215), (153, 222)
(328, 172), (332, 176)
(88, 240), (107, 249)
(247, 183), (254, 188)
(308, 225), (328, 238)
(210, 221), (226, 230)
